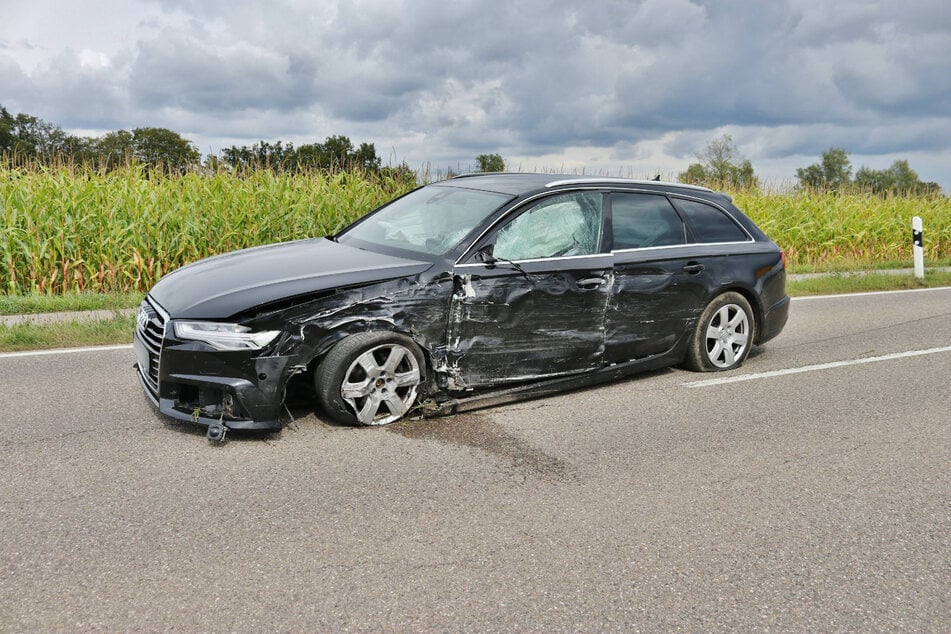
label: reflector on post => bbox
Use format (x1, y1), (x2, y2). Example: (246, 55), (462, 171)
(912, 216), (924, 280)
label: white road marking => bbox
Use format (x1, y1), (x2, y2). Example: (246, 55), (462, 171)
(792, 286), (951, 301)
(0, 344), (133, 359)
(682, 346), (951, 388)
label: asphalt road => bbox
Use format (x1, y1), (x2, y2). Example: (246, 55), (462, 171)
(1, 289), (949, 631)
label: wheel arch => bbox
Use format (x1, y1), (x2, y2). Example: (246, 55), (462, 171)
(302, 320), (434, 380)
(707, 284), (764, 344)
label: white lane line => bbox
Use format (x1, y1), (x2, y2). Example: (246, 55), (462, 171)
(793, 286), (951, 301)
(0, 344), (133, 359)
(683, 345), (951, 388)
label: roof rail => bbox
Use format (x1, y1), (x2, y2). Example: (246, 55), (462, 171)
(545, 177), (713, 192)
(451, 172), (501, 179)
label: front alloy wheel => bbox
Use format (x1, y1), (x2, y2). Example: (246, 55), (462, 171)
(316, 332), (425, 425)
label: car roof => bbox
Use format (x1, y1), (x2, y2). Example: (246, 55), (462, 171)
(436, 172), (718, 198)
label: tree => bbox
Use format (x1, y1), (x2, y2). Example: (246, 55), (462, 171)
(795, 148), (940, 194)
(795, 147), (852, 190)
(0, 103), (397, 176)
(476, 153), (505, 172)
(317, 134), (354, 168)
(93, 130), (135, 169)
(220, 135), (382, 172)
(0, 105), (81, 160)
(678, 135), (756, 188)
(854, 160), (940, 195)
(0, 106), (13, 153)
(352, 142), (381, 171)
(130, 127), (200, 172)
(679, 163), (708, 185)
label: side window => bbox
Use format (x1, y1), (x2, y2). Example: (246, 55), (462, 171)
(673, 199), (749, 243)
(611, 193), (686, 249)
(493, 192), (603, 260)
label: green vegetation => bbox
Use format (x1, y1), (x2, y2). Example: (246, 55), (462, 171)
(2, 106), (200, 173)
(1, 165), (416, 294)
(786, 270), (951, 296)
(1, 163), (949, 296)
(796, 147), (939, 195)
(0, 314), (134, 352)
(477, 153), (505, 172)
(0, 291), (141, 315)
(733, 188), (950, 271)
(679, 135), (757, 189)
(2, 104), (396, 176)
(221, 135), (386, 173)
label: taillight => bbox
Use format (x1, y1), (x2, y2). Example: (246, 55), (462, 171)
(780, 249), (787, 271)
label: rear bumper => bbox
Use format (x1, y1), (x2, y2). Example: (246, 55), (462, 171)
(759, 295), (790, 344)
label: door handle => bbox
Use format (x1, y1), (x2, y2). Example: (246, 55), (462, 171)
(682, 263), (705, 274)
(577, 276), (607, 289)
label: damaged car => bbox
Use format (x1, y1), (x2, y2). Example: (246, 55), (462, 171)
(133, 173), (789, 438)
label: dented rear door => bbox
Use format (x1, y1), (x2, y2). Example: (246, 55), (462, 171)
(605, 246), (710, 363)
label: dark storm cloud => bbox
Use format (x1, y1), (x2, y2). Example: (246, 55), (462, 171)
(0, 48), (128, 129)
(3, 0), (951, 183)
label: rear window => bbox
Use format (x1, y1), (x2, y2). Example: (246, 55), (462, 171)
(611, 193), (686, 249)
(673, 199), (749, 243)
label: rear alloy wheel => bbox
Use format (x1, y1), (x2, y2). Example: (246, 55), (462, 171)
(684, 292), (754, 372)
(315, 332), (425, 425)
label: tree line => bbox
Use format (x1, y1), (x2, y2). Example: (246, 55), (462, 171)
(679, 135), (940, 195)
(794, 147), (939, 195)
(3, 105), (941, 193)
(0, 105), (393, 175)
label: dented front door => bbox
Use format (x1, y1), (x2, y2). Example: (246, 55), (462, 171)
(447, 254), (613, 387)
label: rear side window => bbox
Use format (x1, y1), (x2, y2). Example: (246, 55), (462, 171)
(611, 193), (686, 249)
(673, 199), (749, 243)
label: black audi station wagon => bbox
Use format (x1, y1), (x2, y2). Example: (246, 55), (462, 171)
(133, 173), (789, 438)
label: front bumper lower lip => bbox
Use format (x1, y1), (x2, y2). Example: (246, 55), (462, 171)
(133, 345), (284, 432)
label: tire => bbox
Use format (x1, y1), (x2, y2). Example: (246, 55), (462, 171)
(315, 332), (426, 425)
(684, 292), (754, 372)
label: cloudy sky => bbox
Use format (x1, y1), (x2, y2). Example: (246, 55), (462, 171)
(2, 0), (950, 187)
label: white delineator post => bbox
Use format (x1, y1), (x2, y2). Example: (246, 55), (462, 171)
(912, 216), (924, 280)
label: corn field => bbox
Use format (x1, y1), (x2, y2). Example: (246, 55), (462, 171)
(1, 166), (949, 295)
(0, 166), (415, 294)
(734, 189), (950, 271)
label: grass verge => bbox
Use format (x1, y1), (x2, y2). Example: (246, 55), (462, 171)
(0, 314), (134, 352)
(0, 292), (141, 315)
(1, 273), (948, 353)
(786, 270), (951, 296)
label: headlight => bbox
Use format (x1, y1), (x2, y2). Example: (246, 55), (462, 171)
(173, 321), (281, 351)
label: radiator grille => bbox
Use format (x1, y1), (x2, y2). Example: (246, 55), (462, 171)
(135, 298), (166, 397)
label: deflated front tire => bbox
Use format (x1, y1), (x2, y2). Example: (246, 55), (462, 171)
(315, 331), (427, 425)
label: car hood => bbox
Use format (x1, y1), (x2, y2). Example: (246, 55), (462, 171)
(149, 237), (432, 319)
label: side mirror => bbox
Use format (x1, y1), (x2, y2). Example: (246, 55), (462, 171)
(477, 244), (497, 267)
